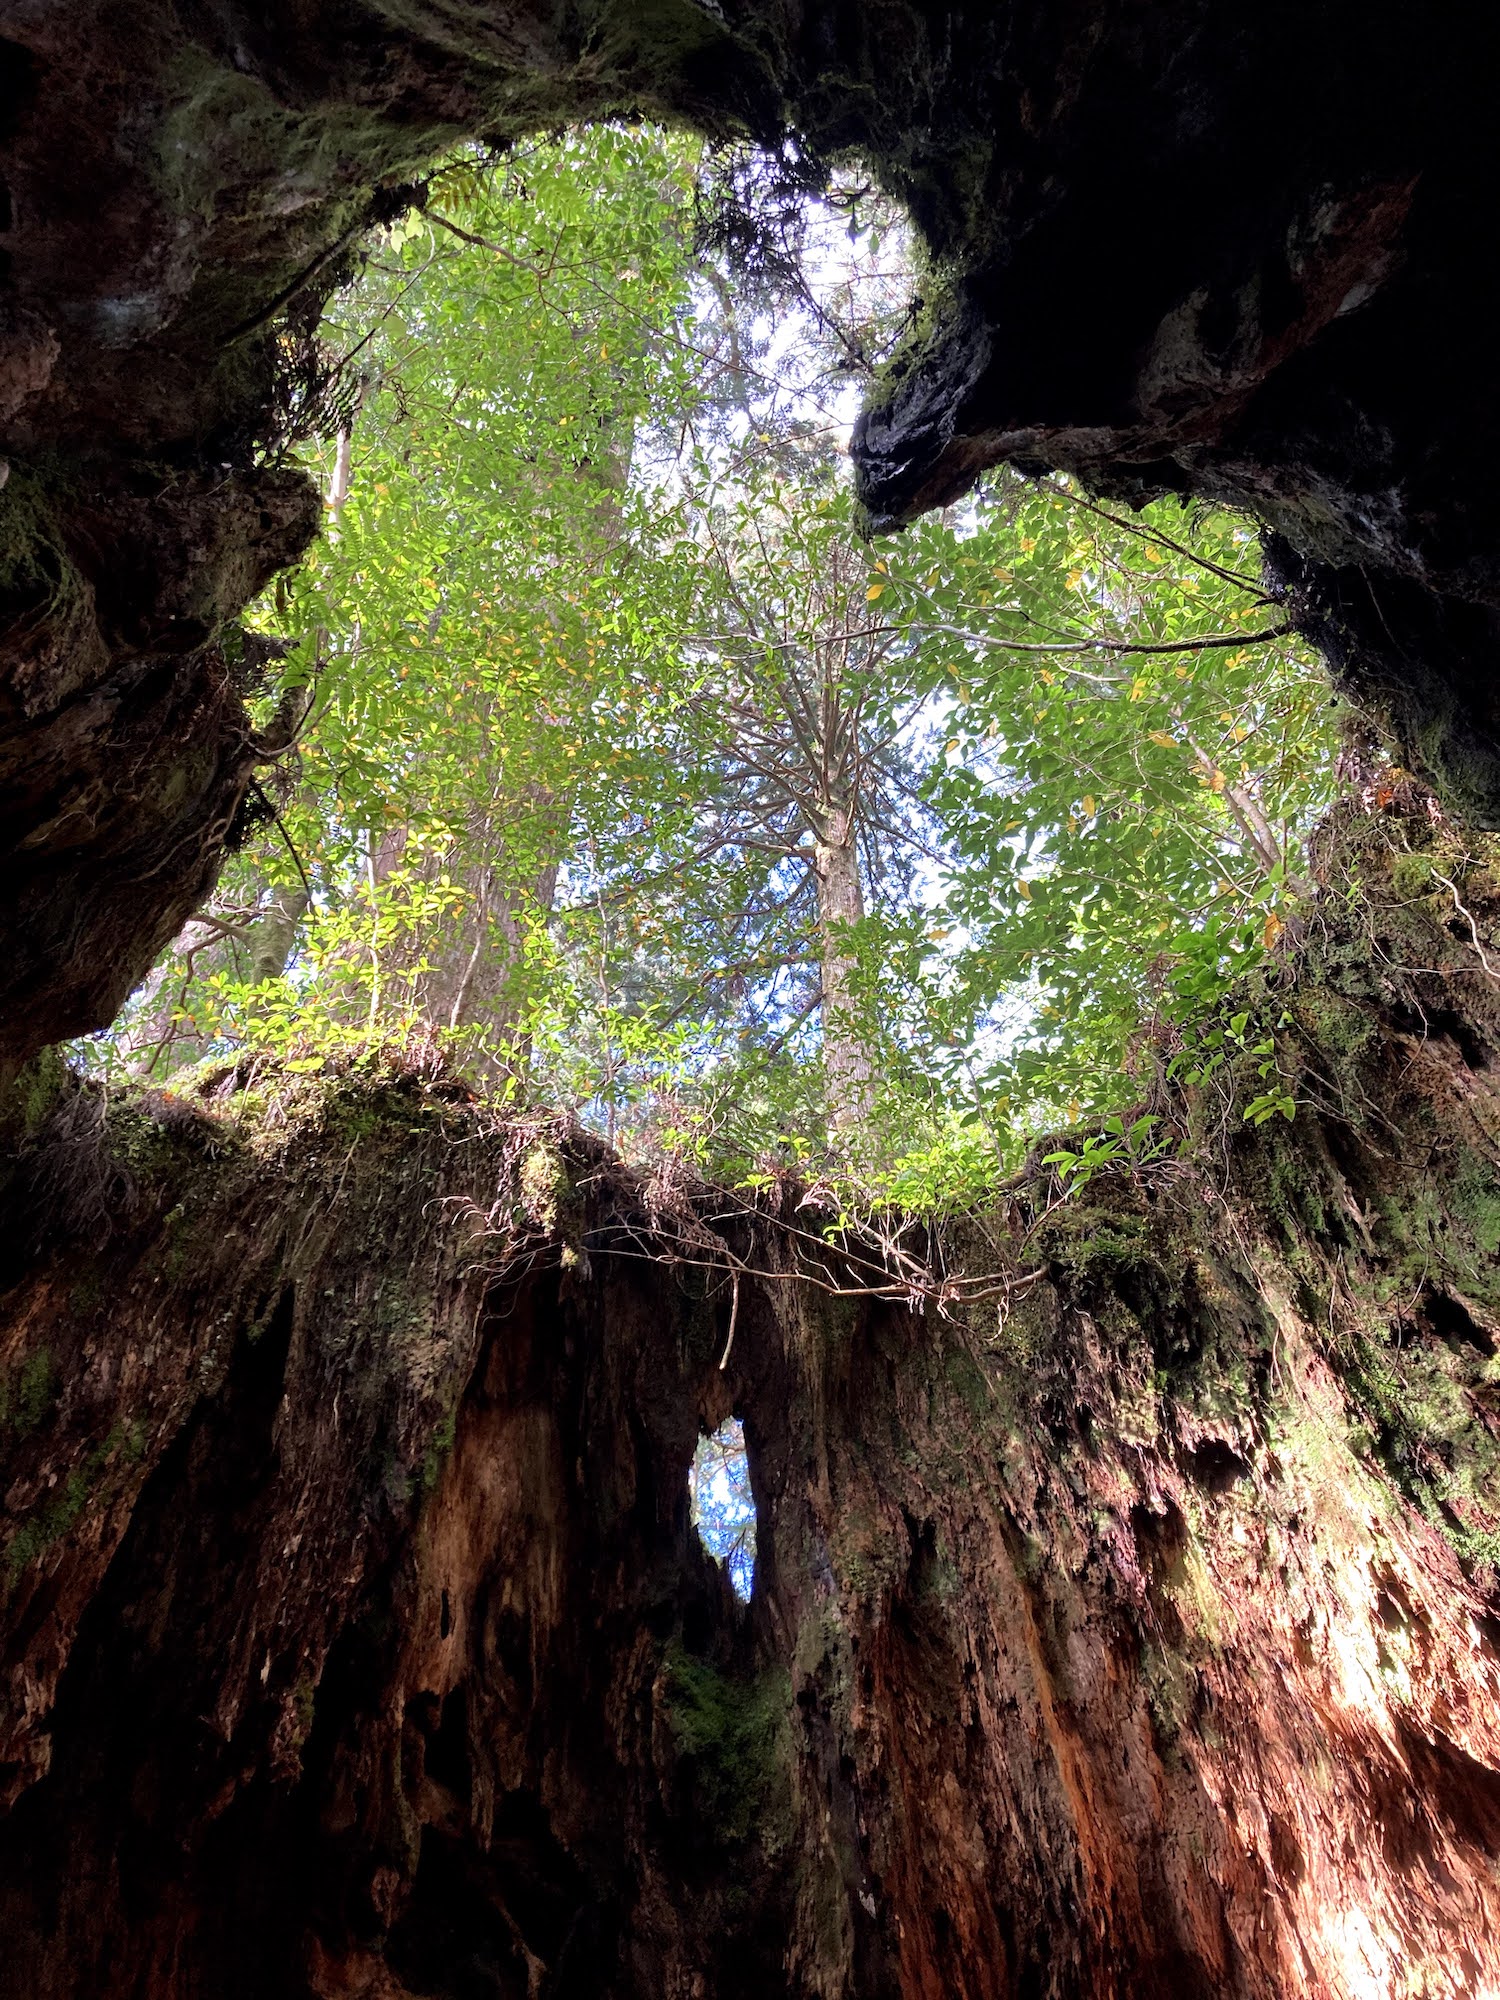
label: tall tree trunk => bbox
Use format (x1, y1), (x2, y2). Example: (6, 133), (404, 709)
(366, 794), (563, 1076)
(343, 434), (622, 1080)
(815, 802), (874, 1132)
(249, 882), (312, 986)
(4, 794), (1500, 1997)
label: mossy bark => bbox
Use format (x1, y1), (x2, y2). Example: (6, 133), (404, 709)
(2, 796), (1499, 1996)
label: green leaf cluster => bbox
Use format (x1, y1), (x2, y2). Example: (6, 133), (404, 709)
(80, 131), (1339, 1214)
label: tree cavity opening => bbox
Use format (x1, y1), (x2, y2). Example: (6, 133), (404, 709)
(689, 1418), (756, 1602)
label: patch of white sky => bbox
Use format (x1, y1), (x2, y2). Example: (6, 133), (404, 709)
(690, 1416), (756, 1601)
(637, 169), (922, 480)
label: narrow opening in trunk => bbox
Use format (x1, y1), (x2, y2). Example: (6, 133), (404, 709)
(689, 1418), (756, 1601)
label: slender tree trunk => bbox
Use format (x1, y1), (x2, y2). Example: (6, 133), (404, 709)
(125, 875), (307, 1078)
(124, 917), (224, 1076)
(815, 802), (874, 1131)
(249, 883), (311, 985)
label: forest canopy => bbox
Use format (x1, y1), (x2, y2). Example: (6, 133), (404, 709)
(82, 125), (1340, 1209)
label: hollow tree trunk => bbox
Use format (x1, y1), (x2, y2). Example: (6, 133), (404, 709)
(2, 793), (1500, 1997)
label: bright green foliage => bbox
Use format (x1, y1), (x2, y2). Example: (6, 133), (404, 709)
(539, 463), (946, 1154)
(110, 128), (702, 1078)
(879, 479), (1339, 1139)
(82, 131), (1340, 1210)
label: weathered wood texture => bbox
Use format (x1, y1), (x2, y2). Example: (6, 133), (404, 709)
(2, 799), (1498, 1997)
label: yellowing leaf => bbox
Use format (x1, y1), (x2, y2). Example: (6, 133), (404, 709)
(866, 582), (886, 600)
(1016, 878), (1032, 901)
(1263, 910), (1284, 947)
(1082, 795), (1096, 816)
(1148, 730), (1176, 748)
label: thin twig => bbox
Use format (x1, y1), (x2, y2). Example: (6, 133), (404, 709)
(250, 780), (315, 902)
(718, 1268), (741, 1370)
(1431, 869), (1500, 984)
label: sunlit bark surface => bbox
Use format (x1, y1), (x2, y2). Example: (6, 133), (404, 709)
(814, 807), (874, 1130)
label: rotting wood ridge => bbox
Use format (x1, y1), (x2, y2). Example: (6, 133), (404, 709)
(2, 794), (1500, 1997)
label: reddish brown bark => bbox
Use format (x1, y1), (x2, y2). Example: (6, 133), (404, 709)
(2, 800), (1500, 1996)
